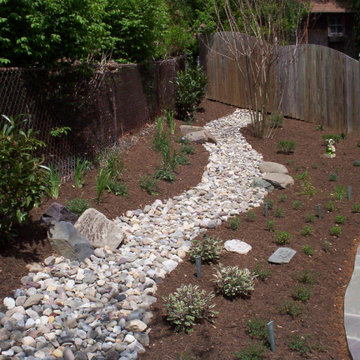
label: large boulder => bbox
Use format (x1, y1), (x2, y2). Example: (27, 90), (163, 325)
(47, 221), (94, 261)
(180, 125), (217, 144)
(262, 173), (294, 189)
(259, 161), (288, 174)
(41, 202), (78, 227)
(74, 208), (124, 250)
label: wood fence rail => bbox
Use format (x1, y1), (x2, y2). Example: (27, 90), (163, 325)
(200, 32), (360, 133)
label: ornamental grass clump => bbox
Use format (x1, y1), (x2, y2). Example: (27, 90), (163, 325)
(47, 167), (61, 199)
(74, 158), (91, 188)
(213, 265), (256, 298)
(163, 284), (217, 333)
(277, 140), (295, 154)
(66, 198), (89, 216)
(189, 235), (222, 263)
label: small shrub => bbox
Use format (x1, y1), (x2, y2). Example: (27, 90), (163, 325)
(275, 231), (291, 245)
(274, 207), (284, 218)
(325, 200), (336, 212)
(47, 167), (61, 199)
(329, 226), (341, 237)
(229, 216), (240, 231)
(233, 342), (266, 360)
(268, 112), (284, 129)
(163, 284), (217, 333)
(316, 124), (323, 131)
(95, 169), (110, 204)
(277, 140), (295, 154)
(213, 265), (256, 298)
(66, 198), (90, 216)
(352, 202), (360, 213)
(294, 165), (300, 171)
(252, 263), (272, 281)
(302, 245), (314, 256)
(287, 334), (312, 355)
(154, 166), (176, 182)
(292, 285), (312, 302)
(140, 175), (159, 196)
(107, 180), (128, 196)
(305, 213), (315, 223)
(328, 173), (337, 182)
(295, 171), (308, 181)
(175, 153), (190, 166)
(333, 185), (346, 201)
(311, 163), (318, 169)
(246, 210), (256, 222)
(322, 134), (341, 144)
(297, 270), (316, 285)
(301, 225), (314, 236)
(266, 199), (274, 210)
(279, 194), (286, 202)
(292, 200), (303, 210)
(74, 158), (91, 188)
(246, 317), (269, 345)
(180, 144), (195, 155)
(105, 149), (123, 180)
(322, 241), (332, 253)
(279, 301), (305, 319)
(301, 179), (316, 197)
(164, 109), (175, 135)
(265, 219), (275, 232)
(353, 160), (360, 167)
(189, 235), (222, 263)
(335, 214), (346, 224)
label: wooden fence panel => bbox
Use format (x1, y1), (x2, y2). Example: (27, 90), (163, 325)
(200, 33), (360, 133)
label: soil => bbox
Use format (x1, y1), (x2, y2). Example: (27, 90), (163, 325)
(1, 100), (360, 359)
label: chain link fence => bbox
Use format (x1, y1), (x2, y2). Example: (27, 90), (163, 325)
(0, 56), (184, 180)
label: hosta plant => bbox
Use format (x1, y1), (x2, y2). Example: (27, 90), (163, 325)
(213, 265), (256, 298)
(189, 234), (222, 263)
(163, 284), (217, 333)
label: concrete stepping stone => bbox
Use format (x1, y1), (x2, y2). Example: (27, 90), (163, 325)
(268, 247), (296, 264)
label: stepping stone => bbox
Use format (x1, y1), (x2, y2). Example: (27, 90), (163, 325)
(224, 240), (252, 254)
(268, 247), (296, 264)
(259, 161), (288, 174)
(262, 173), (294, 189)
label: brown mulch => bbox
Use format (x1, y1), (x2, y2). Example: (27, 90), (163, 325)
(1, 100), (359, 360)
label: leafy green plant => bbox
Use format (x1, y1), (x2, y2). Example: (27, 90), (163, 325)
(175, 65), (207, 121)
(140, 175), (159, 196)
(233, 342), (266, 360)
(311, 163), (318, 169)
(181, 144), (195, 155)
(163, 284), (217, 333)
(316, 124), (323, 131)
(328, 172), (337, 182)
(329, 226), (341, 237)
(66, 198), (90, 216)
(301, 225), (314, 236)
(213, 265), (256, 298)
(275, 231), (291, 245)
(279, 194), (286, 202)
(107, 180), (128, 196)
(164, 109), (176, 135)
(229, 216), (240, 230)
(353, 160), (360, 167)
(154, 166), (176, 182)
(154, 117), (168, 152)
(322, 134), (341, 144)
(325, 200), (336, 212)
(246, 317), (269, 343)
(279, 301), (305, 319)
(352, 202), (360, 213)
(277, 140), (295, 154)
(305, 213), (315, 223)
(246, 210), (256, 222)
(292, 285), (312, 302)
(49, 126), (71, 137)
(175, 153), (190, 166)
(105, 149), (123, 180)
(302, 245), (314, 256)
(292, 200), (302, 210)
(189, 234), (222, 263)
(274, 207), (284, 218)
(333, 185), (346, 201)
(252, 263), (272, 281)
(74, 158), (91, 188)
(266, 199), (274, 210)
(335, 214), (346, 224)
(47, 167), (61, 199)
(95, 168), (110, 204)
(265, 219), (275, 231)
(297, 270), (316, 285)
(0, 115), (47, 238)
(322, 241), (332, 253)
(268, 111), (284, 129)
(287, 334), (313, 355)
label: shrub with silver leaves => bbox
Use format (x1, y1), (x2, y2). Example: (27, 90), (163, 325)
(213, 265), (256, 298)
(189, 234), (222, 263)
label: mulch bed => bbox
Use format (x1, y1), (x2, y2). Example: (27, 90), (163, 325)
(1, 100), (359, 360)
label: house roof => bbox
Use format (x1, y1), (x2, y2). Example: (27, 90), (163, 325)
(309, 0), (353, 13)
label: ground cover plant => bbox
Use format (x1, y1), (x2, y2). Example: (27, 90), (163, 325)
(1, 101), (359, 360)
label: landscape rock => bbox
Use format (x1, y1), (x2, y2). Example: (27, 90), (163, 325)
(268, 247), (296, 264)
(41, 202), (78, 227)
(259, 161), (288, 174)
(262, 173), (294, 189)
(180, 125), (217, 144)
(251, 178), (274, 191)
(47, 221), (94, 261)
(75, 208), (124, 250)
(23, 294), (43, 309)
(224, 240), (252, 254)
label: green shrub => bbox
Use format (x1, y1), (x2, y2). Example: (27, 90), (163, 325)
(301, 225), (314, 236)
(164, 109), (175, 135)
(333, 185), (346, 201)
(322, 134), (341, 144)
(279, 194), (286, 202)
(297, 270), (316, 285)
(268, 112), (284, 129)
(335, 214), (346, 224)
(329, 226), (341, 237)
(328, 173), (337, 182)
(105, 149), (123, 180)
(292, 285), (312, 302)
(95, 168), (110, 204)
(180, 144), (195, 155)
(189, 235), (222, 263)
(163, 284), (217, 333)
(174, 153), (190, 166)
(229, 216), (240, 231)
(353, 160), (360, 167)
(246, 210), (256, 222)
(316, 124), (323, 131)
(266, 199), (274, 210)
(140, 175), (159, 196)
(305, 213), (315, 223)
(287, 334), (313, 355)
(302, 245), (314, 256)
(325, 200), (336, 212)
(252, 263), (272, 281)
(274, 207), (284, 218)
(0, 115), (47, 238)
(47, 167), (61, 199)
(277, 140), (295, 154)
(352, 202), (360, 213)
(175, 65), (207, 121)
(292, 200), (303, 210)
(154, 166), (176, 182)
(213, 265), (256, 298)
(265, 219), (275, 231)
(74, 158), (91, 188)
(66, 198), (90, 216)
(246, 317), (269, 342)
(107, 180), (128, 196)
(279, 301), (305, 318)
(322, 241), (332, 253)
(233, 342), (266, 360)
(275, 231), (291, 245)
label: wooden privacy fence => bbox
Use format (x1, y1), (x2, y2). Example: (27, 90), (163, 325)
(200, 32), (360, 133)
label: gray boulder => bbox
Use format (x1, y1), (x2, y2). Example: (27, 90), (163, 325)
(47, 221), (94, 261)
(74, 208), (124, 250)
(262, 173), (294, 189)
(41, 202), (78, 227)
(180, 125), (217, 144)
(251, 178), (274, 191)
(259, 161), (288, 174)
